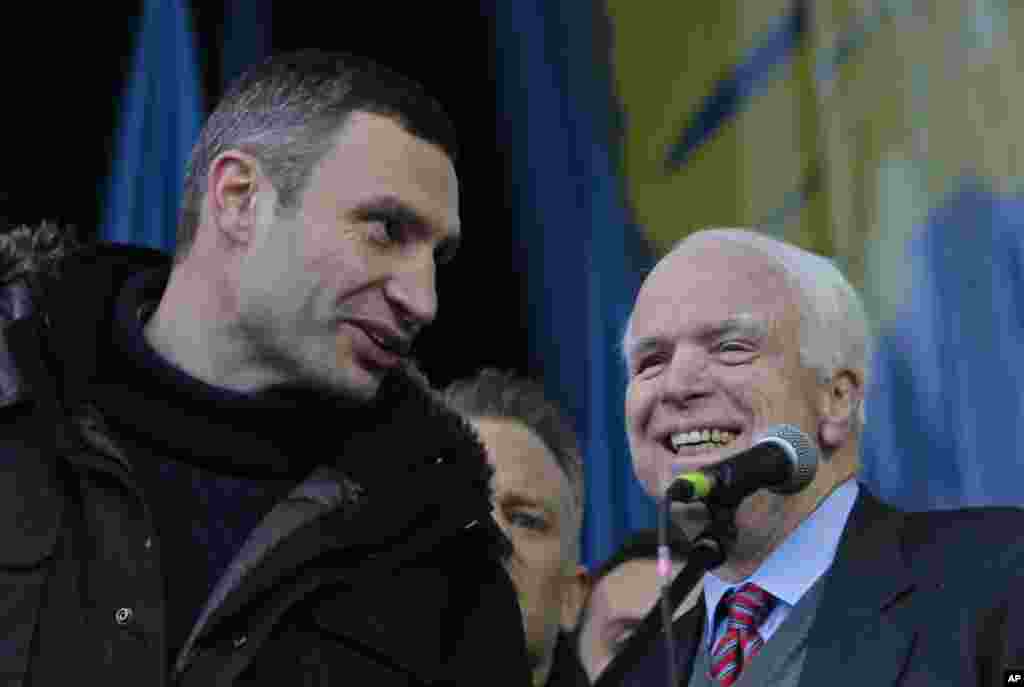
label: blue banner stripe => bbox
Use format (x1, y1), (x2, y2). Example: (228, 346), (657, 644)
(665, 2), (807, 172)
(102, 0), (202, 252)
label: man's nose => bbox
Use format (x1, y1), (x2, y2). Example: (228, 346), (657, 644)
(658, 346), (713, 406)
(386, 252), (438, 331)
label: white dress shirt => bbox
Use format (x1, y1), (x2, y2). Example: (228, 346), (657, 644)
(702, 479), (859, 649)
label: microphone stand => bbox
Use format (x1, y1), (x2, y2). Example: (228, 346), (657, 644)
(594, 498), (740, 687)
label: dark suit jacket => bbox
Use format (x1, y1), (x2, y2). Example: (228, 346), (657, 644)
(602, 486), (1024, 686)
(545, 632), (589, 687)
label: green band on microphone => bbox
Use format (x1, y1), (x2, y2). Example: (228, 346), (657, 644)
(678, 472), (713, 499)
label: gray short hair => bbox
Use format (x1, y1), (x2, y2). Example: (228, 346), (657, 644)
(178, 49), (457, 259)
(443, 369), (584, 556)
(624, 228), (872, 429)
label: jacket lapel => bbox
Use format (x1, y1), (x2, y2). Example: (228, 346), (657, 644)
(798, 488), (919, 687)
(178, 456), (497, 666)
(173, 466), (362, 672)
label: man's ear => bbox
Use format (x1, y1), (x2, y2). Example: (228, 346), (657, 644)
(560, 565), (591, 632)
(205, 150), (266, 247)
(819, 369), (864, 451)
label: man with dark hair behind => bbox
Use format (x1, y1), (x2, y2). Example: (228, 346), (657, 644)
(445, 369), (589, 687)
(0, 51), (530, 686)
(576, 527), (699, 684)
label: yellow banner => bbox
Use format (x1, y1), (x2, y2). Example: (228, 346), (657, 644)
(605, 1), (1024, 324)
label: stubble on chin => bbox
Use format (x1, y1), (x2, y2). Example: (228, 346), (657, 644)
(718, 491), (789, 580)
(669, 502), (711, 542)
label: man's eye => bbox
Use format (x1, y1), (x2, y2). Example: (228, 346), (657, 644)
(381, 220), (403, 242)
(508, 510), (547, 531)
(632, 355), (666, 376)
(716, 341), (756, 362)
(368, 215), (404, 244)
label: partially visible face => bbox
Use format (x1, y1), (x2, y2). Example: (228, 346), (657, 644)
(472, 418), (580, 679)
(624, 239), (834, 569)
(236, 111), (460, 401)
(577, 559), (674, 683)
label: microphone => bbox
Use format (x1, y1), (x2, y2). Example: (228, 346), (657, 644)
(666, 424), (818, 506)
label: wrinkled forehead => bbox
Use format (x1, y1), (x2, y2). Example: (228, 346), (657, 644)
(324, 112), (461, 235)
(629, 238), (797, 340)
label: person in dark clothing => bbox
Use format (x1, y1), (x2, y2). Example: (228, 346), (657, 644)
(575, 528), (695, 684)
(0, 50), (530, 687)
(445, 370), (589, 687)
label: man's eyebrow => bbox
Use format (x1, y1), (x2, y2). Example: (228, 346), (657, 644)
(350, 195), (461, 264)
(700, 316), (768, 341)
(622, 333), (671, 364)
(623, 335), (667, 363)
(498, 491), (560, 520)
(625, 316), (768, 361)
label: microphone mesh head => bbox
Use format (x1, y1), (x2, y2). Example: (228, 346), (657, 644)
(757, 424), (818, 494)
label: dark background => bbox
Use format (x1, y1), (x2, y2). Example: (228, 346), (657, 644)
(4, 1), (533, 387)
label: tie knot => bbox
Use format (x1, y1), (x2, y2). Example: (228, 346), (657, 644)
(722, 582), (776, 629)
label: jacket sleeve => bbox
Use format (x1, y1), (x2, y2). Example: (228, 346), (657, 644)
(445, 540), (534, 687)
(976, 538), (1024, 685)
(0, 403), (66, 683)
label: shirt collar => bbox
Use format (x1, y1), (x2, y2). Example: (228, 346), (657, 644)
(702, 479), (859, 640)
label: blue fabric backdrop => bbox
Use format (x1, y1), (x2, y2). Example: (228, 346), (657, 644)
(860, 180), (1024, 511)
(100, 0), (202, 251)
(488, 0), (658, 567)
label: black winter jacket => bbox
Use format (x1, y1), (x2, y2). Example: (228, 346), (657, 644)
(0, 224), (531, 687)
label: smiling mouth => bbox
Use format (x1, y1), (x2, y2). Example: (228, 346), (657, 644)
(664, 428), (740, 455)
(348, 321), (412, 358)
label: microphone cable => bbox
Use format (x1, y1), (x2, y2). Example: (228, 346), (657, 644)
(657, 461), (680, 687)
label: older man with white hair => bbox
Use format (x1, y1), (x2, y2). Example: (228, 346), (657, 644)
(598, 228), (1024, 687)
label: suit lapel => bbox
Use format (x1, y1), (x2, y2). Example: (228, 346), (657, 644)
(799, 488), (919, 687)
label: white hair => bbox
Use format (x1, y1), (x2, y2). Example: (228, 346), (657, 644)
(623, 228), (872, 429)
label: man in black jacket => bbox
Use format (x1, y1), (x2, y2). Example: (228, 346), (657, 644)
(0, 50), (530, 687)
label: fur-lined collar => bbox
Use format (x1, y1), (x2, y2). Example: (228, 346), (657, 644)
(0, 221), (84, 285)
(0, 223), (495, 500)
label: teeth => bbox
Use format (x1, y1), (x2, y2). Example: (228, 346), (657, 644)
(670, 428), (737, 451)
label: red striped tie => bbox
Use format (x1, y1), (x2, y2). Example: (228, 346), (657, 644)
(709, 583), (777, 686)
